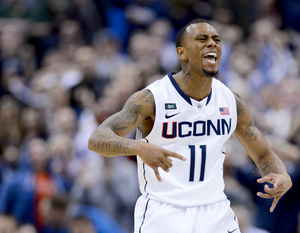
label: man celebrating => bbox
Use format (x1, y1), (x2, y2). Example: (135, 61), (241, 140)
(88, 19), (292, 233)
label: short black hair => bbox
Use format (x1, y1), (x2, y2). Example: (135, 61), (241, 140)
(175, 19), (212, 48)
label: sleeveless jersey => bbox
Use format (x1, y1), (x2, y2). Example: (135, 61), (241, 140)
(136, 72), (237, 206)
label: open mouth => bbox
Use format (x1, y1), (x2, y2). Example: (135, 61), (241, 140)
(204, 52), (217, 64)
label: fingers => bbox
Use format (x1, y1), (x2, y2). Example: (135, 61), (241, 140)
(159, 161), (170, 172)
(151, 154), (181, 182)
(140, 145), (186, 183)
(161, 156), (173, 168)
(257, 183), (281, 197)
(149, 156), (172, 183)
(153, 161), (171, 183)
(257, 174), (284, 212)
(270, 197), (280, 212)
(153, 168), (162, 183)
(257, 173), (277, 184)
(168, 151), (186, 161)
(257, 190), (282, 212)
(264, 183), (280, 194)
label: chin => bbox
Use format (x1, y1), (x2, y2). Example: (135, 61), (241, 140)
(203, 69), (218, 78)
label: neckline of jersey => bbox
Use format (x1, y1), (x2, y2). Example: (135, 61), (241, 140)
(167, 72), (212, 107)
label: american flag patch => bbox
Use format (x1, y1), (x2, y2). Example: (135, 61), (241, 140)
(219, 107), (230, 115)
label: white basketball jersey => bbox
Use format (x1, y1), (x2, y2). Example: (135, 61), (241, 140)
(136, 72), (237, 206)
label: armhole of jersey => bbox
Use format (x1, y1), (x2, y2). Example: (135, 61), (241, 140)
(143, 88), (157, 141)
(231, 91), (238, 130)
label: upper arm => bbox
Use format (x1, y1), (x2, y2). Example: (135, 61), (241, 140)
(234, 93), (272, 164)
(100, 89), (155, 137)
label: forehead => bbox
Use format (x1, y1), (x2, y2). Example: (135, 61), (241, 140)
(185, 23), (219, 37)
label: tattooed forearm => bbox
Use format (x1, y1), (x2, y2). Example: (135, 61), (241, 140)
(259, 157), (283, 176)
(88, 89), (152, 157)
(89, 129), (138, 156)
(245, 120), (257, 141)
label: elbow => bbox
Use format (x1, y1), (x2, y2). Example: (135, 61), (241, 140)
(88, 134), (108, 157)
(87, 134), (96, 152)
(87, 138), (93, 152)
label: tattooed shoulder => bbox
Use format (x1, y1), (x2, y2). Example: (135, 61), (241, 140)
(108, 92), (143, 131)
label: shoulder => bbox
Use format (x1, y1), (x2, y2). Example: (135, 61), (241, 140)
(126, 89), (154, 108)
(212, 78), (235, 98)
(123, 89), (155, 119)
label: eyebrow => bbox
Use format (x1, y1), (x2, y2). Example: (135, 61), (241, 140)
(195, 34), (221, 39)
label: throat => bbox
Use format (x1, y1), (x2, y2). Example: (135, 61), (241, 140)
(179, 78), (212, 101)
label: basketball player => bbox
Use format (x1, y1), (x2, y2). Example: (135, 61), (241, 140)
(88, 19), (292, 233)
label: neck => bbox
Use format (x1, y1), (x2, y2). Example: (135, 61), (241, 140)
(173, 70), (213, 101)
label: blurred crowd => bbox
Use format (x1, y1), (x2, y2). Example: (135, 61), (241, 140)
(0, 0), (299, 233)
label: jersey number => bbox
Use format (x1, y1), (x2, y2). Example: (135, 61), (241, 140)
(189, 145), (206, 182)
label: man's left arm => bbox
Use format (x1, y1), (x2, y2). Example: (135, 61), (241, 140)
(233, 93), (292, 212)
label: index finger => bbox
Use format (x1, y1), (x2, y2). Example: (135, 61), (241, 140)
(167, 151), (186, 161)
(257, 174), (276, 183)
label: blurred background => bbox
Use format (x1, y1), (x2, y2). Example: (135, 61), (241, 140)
(0, 0), (299, 233)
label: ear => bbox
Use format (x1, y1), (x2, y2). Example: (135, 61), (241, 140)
(177, 47), (188, 61)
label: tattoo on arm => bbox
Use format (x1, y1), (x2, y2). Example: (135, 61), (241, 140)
(233, 93), (288, 178)
(143, 90), (155, 117)
(235, 93), (257, 141)
(96, 133), (138, 155)
(110, 93), (143, 131)
(89, 126), (139, 155)
(89, 90), (154, 156)
(245, 120), (257, 141)
(235, 94), (246, 117)
(260, 158), (282, 176)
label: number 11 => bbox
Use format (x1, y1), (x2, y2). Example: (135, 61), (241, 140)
(189, 145), (206, 182)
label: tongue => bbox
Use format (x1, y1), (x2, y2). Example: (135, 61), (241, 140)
(204, 57), (216, 64)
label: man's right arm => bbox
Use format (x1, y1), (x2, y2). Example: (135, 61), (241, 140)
(88, 89), (153, 156)
(88, 89), (186, 182)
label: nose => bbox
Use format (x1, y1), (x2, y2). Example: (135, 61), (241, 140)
(206, 38), (216, 47)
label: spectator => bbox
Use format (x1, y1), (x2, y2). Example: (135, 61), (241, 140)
(17, 224), (37, 233)
(0, 2), (299, 232)
(0, 214), (18, 233)
(68, 216), (96, 233)
(0, 138), (69, 231)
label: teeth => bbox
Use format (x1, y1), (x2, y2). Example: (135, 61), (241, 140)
(205, 52), (217, 57)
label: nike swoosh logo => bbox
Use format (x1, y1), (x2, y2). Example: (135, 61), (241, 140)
(228, 228), (238, 233)
(165, 112), (180, 119)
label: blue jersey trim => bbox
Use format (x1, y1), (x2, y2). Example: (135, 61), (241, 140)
(168, 72), (213, 106)
(168, 72), (192, 106)
(206, 88), (212, 106)
(139, 195), (150, 233)
(143, 163), (148, 192)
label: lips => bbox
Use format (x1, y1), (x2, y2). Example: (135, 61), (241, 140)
(204, 52), (217, 64)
